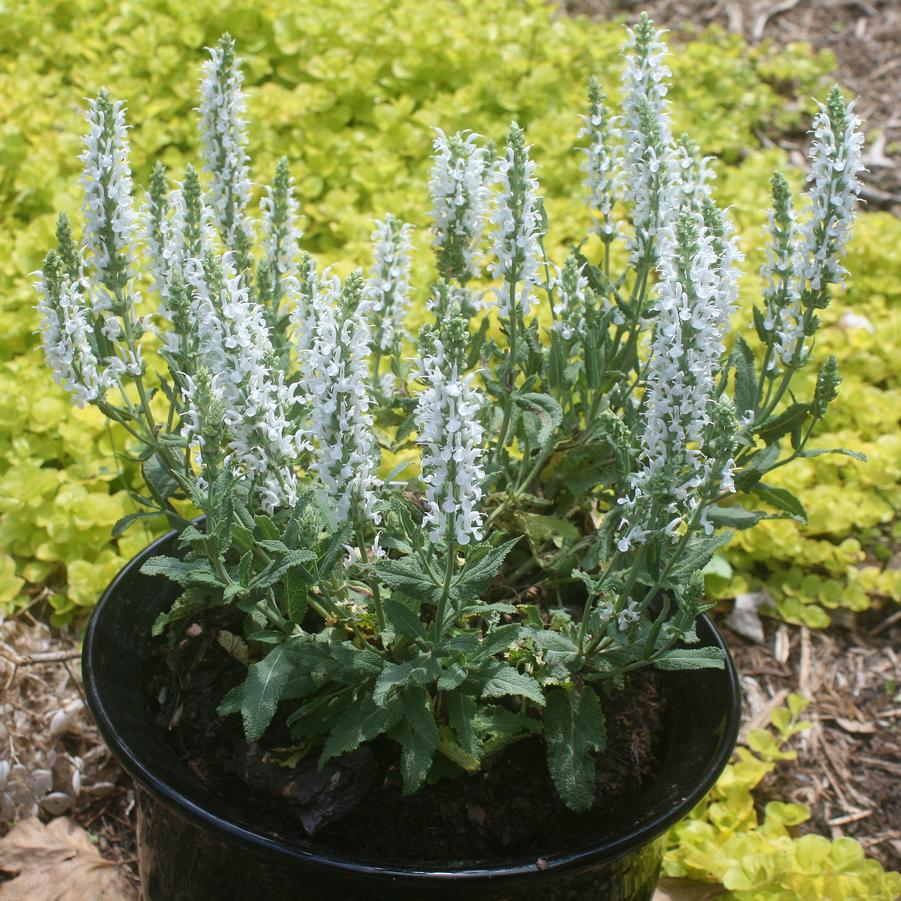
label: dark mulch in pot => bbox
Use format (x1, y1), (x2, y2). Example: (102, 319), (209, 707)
(150, 631), (666, 863)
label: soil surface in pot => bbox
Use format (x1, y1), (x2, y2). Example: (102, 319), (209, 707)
(150, 631), (666, 863)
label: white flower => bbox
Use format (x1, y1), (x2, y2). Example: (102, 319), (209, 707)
(580, 77), (620, 242)
(620, 14), (679, 263)
(617, 207), (736, 551)
(199, 34), (255, 261)
(367, 214), (413, 355)
(415, 341), (485, 546)
(287, 253), (338, 361)
(430, 130), (490, 284)
(489, 123), (543, 317)
(674, 134), (714, 214)
(80, 89), (138, 293)
(35, 257), (108, 407)
(776, 88), (864, 367)
(552, 254), (590, 341)
(183, 254), (306, 512)
(304, 272), (381, 524)
(261, 157), (302, 301)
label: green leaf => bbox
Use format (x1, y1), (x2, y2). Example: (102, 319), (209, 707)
(732, 336), (758, 418)
(665, 532), (733, 585)
(373, 557), (440, 605)
(480, 662), (545, 706)
(653, 646), (726, 671)
(389, 685), (439, 795)
(733, 442), (781, 491)
(383, 598), (426, 641)
(515, 392), (562, 448)
(143, 453), (180, 502)
(250, 549), (317, 592)
(798, 447), (867, 462)
(111, 510), (163, 538)
(544, 686), (607, 812)
(752, 483), (807, 522)
(140, 556), (224, 589)
(319, 692), (400, 766)
(283, 568), (308, 623)
(446, 690), (481, 760)
(241, 643), (295, 742)
(704, 504), (766, 529)
(451, 537), (519, 603)
(217, 684), (245, 717)
(756, 403), (810, 444)
(373, 653), (440, 704)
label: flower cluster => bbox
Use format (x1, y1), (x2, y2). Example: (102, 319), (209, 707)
(552, 253), (590, 340)
(775, 88), (865, 366)
(414, 315), (485, 546)
(489, 123), (543, 317)
(260, 157), (302, 307)
(430, 130), (490, 284)
(184, 254), (306, 512)
(620, 13), (678, 262)
(304, 272), (381, 524)
(199, 33), (255, 267)
(579, 76), (620, 244)
(617, 206), (739, 551)
(80, 89), (138, 296)
(367, 214), (414, 355)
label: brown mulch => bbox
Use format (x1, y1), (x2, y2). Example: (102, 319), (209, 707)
(562, 0), (901, 214)
(723, 607), (901, 872)
(0, 616), (139, 890)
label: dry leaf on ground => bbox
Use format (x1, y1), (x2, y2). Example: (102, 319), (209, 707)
(0, 817), (136, 901)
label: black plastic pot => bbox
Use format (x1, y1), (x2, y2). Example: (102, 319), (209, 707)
(83, 528), (741, 901)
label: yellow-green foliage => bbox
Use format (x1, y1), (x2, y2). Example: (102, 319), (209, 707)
(0, 0), (896, 630)
(664, 695), (901, 899)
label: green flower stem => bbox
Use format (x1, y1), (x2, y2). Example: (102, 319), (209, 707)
(355, 518), (386, 633)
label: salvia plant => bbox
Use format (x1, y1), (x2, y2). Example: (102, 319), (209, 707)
(36, 15), (864, 814)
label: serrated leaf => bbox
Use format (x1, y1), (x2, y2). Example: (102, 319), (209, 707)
(653, 646), (726, 671)
(756, 403), (810, 444)
(451, 538), (519, 605)
(480, 662), (545, 706)
(241, 643), (295, 742)
(250, 549), (317, 592)
(284, 568), (308, 622)
(373, 557), (441, 605)
(389, 686), (438, 795)
(664, 531), (733, 585)
(217, 630), (249, 664)
(373, 653), (440, 704)
(515, 392), (562, 449)
(446, 690), (481, 760)
(544, 686), (606, 812)
(732, 335), (758, 418)
(383, 598), (426, 641)
(140, 556), (224, 588)
(319, 692), (400, 766)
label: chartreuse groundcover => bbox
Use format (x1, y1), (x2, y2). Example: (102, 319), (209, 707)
(1, 0), (899, 897)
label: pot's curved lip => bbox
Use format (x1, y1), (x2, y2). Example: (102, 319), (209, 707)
(84, 527), (741, 883)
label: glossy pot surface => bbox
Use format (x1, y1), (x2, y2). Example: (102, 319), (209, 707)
(84, 529), (741, 901)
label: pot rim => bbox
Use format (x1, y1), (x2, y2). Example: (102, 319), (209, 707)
(84, 526), (741, 882)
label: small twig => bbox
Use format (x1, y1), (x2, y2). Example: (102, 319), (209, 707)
(828, 809), (874, 826)
(0, 647), (82, 666)
(867, 606), (901, 638)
